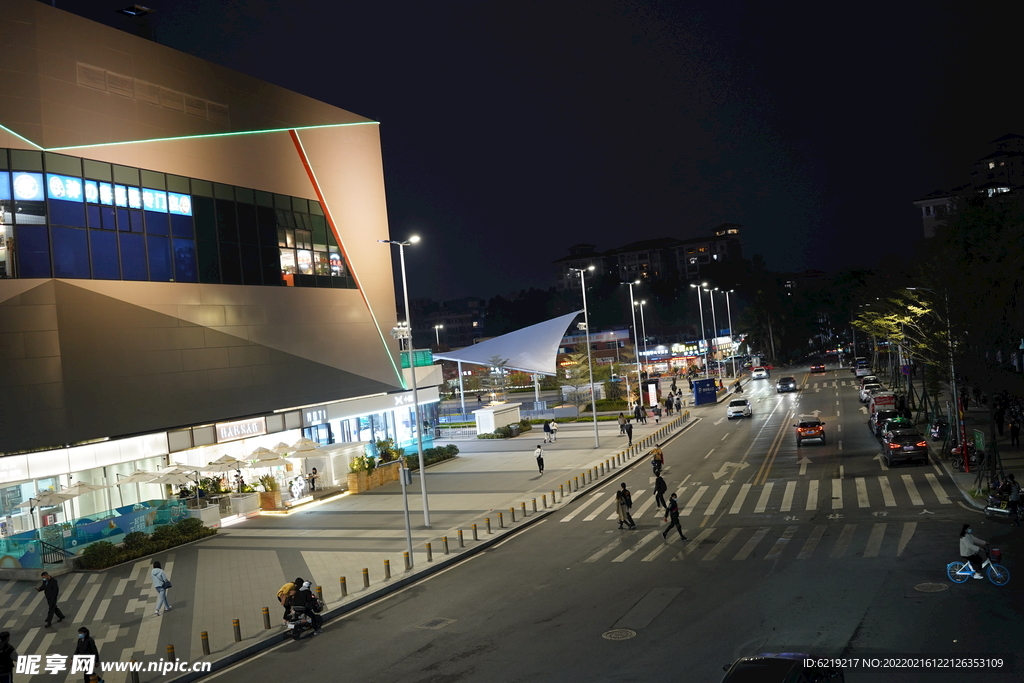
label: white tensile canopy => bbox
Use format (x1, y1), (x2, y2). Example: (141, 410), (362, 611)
(433, 311), (582, 375)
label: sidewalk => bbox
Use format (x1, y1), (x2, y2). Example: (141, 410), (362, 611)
(0, 409), (706, 683)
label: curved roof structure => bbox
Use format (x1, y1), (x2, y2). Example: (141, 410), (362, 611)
(434, 311), (583, 376)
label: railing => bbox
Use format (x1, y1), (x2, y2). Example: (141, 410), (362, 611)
(39, 540), (70, 566)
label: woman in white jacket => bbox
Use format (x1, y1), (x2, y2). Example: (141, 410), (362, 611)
(959, 524), (987, 579)
(151, 561), (172, 615)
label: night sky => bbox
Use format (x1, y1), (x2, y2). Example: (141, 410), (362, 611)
(57, 0), (1020, 300)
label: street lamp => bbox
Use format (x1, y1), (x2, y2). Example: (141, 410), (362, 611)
(379, 235), (431, 528)
(571, 266), (600, 448)
(389, 323), (416, 563)
(704, 285), (719, 372)
(689, 283), (709, 376)
(721, 289), (736, 378)
(433, 324), (444, 347)
(634, 299), (649, 359)
(621, 280), (643, 405)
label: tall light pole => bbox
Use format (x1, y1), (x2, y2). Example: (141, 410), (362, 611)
(621, 280), (643, 405)
(723, 289), (736, 378)
(379, 236), (431, 528)
(689, 283), (708, 376)
(433, 324), (444, 348)
(634, 299), (649, 359)
(704, 285), (719, 371)
(571, 266), (600, 448)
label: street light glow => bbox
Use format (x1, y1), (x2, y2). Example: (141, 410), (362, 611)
(409, 235), (421, 244)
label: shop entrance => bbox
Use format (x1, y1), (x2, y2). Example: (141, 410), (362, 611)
(302, 423), (333, 446)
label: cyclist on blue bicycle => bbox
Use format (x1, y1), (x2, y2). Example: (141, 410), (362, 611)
(959, 524), (988, 579)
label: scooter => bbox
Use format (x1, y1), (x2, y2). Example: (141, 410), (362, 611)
(652, 459), (663, 477)
(930, 418), (948, 442)
(284, 606), (315, 641)
(984, 494), (1023, 522)
(951, 443), (981, 471)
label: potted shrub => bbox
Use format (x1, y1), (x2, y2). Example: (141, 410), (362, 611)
(257, 474), (282, 510)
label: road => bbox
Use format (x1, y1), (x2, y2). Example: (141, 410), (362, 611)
(208, 366), (1024, 683)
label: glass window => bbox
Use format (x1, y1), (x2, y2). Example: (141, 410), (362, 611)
(170, 214), (194, 239)
(309, 201), (324, 216)
(256, 205), (276, 246)
(166, 174), (189, 194)
(193, 196), (216, 241)
(116, 208), (130, 231)
(236, 203), (258, 245)
(197, 240), (221, 283)
(219, 242), (242, 284)
(240, 244), (261, 285)
(10, 150), (43, 172)
(329, 251), (347, 277)
(310, 214), (328, 245)
(100, 207), (116, 230)
(261, 245), (280, 285)
(314, 251), (330, 275)
(279, 248), (296, 274)
(0, 225), (10, 278)
(235, 187), (254, 204)
(274, 193), (291, 209)
(118, 232), (147, 280)
(191, 179), (213, 197)
(291, 197), (309, 214)
(296, 230), (312, 250)
(140, 169), (165, 189)
(296, 249), (313, 275)
(147, 235), (172, 281)
(44, 153), (82, 176)
(277, 229), (288, 247)
(15, 225), (50, 277)
(129, 209), (144, 233)
(47, 200), (85, 227)
(51, 226), (90, 278)
(82, 159), (112, 181)
(86, 204), (102, 229)
(89, 229), (119, 279)
(145, 211), (169, 236)
(172, 238), (198, 283)
(214, 183), (234, 201)
(112, 165), (140, 186)
(255, 190), (273, 207)
(215, 199), (238, 243)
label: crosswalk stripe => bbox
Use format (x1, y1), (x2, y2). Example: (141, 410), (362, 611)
(781, 481), (796, 512)
(702, 527), (742, 561)
(585, 494), (618, 521)
(681, 486), (709, 516)
(730, 483), (751, 514)
(832, 478), (843, 509)
(733, 527), (770, 560)
(703, 485), (730, 516)
(670, 528), (715, 561)
(925, 473), (950, 504)
(812, 382), (819, 389)
(612, 530), (662, 562)
(765, 526), (798, 560)
(830, 524), (856, 558)
(634, 491), (660, 518)
(559, 490), (605, 522)
(864, 523), (887, 557)
(806, 480), (818, 510)
(878, 476), (896, 506)
(796, 525), (827, 559)
(902, 474), (924, 505)
(585, 537), (627, 562)
(856, 477), (869, 507)
(605, 490), (647, 521)
(897, 522), (917, 556)
(754, 483), (774, 513)
(642, 530), (689, 561)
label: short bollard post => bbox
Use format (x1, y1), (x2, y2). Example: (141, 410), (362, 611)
(443, 536), (450, 554)
(522, 501), (527, 517)
(362, 568), (370, 589)
(532, 498), (537, 512)
(458, 529), (465, 547)
(166, 644), (176, 661)
(574, 476), (579, 490)
(232, 618), (241, 643)
(542, 494), (548, 508)
(510, 507), (516, 522)
(426, 542), (433, 562)
(404, 551), (411, 570)
(486, 517), (492, 534)
(201, 631), (211, 655)
(262, 606), (271, 629)
(316, 585), (324, 602)
(551, 489), (556, 504)
(340, 577), (348, 597)
(473, 523), (480, 540)
(384, 559), (391, 580)
(559, 484), (564, 498)
(498, 512), (504, 528)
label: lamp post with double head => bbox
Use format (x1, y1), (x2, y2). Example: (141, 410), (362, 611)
(433, 324), (443, 348)
(689, 283), (708, 376)
(723, 289), (736, 378)
(571, 266), (600, 448)
(635, 299), (649, 358)
(622, 280), (643, 406)
(704, 285), (719, 372)
(379, 235), (431, 528)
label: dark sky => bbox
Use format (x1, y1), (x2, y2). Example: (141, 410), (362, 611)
(59, 0), (1019, 300)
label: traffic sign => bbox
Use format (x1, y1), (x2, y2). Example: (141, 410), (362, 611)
(901, 365), (911, 375)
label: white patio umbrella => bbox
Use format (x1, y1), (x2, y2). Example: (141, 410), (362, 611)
(271, 442), (292, 455)
(249, 446), (275, 460)
(62, 481), (110, 520)
(113, 469), (156, 508)
(291, 438), (319, 451)
(150, 472), (197, 486)
(287, 448), (327, 459)
(16, 491), (74, 508)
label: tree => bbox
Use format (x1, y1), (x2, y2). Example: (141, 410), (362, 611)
(561, 351), (595, 412)
(480, 355), (509, 402)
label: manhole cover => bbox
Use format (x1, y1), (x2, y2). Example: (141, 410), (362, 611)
(417, 618), (456, 630)
(914, 582), (949, 593)
(602, 629), (637, 641)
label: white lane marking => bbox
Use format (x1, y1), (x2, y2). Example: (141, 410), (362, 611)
(925, 473), (951, 504)
(797, 525), (827, 559)
(781, 481), (796, 512)
(864, 523), (887, 558)
(669, 528), (715, 561)
(704, 448), (715, 459)
(611, 530), (661, 562)
(559, 490), (606, 522)
(584, 494), (619, 521)
(902, 474), (924, 506)
(878, 476), (896, 506)
(702, 527), (742, 561)
(606, 490), (647, 521)
(703, 485), (730, 516)
(838, 441), (843, 451)
(733, 527), (770, 560)
(897, 522), (917, 556)
(831, 478), (843, 509)
(806, 480), (819, 510)
(634, 491), (660, 518)
(856, 477), (869, 507)
(680, 486), (709, 516)
(730, 483), (751, 514)
(830, 523), (856, 558)
(754, 482), (774, 513)
(585, 537), (626, 563)
(765, 526), (798, 560)
(721, 432), (729, 441)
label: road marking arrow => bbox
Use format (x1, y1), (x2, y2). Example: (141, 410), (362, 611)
(919, 509), (935, 515)
(872, 511), (888, 516)
(714, 417), (726, 425)
(811, 410), (821, 417)
(874, 454), (889, 471)
(860, 406), (868, 414)
(797, 456), (812, 476)
(712, 462), (750, 480)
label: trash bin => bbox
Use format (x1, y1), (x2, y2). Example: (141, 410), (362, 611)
(509, 424), (521, 437)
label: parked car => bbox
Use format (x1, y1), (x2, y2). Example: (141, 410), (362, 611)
(751, 367), (770, 379)
(868, 410), (900, 436)
(858, 383), (883, 402)
(722, 653), (844, 683)
(882, 426), (922, 445)
(882, 432), (929, 466)
(795, 419), (826, 446)
(776, 377), (797, 393)
(858, 375), (879, 388)
(810, 362), (826, 373)
(879, 416), (914, 436)
(726, 398), (752, 419)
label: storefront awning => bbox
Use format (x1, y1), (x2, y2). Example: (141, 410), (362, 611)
(433, 311), (582, 376)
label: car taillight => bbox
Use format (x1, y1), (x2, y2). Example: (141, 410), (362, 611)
(888, 443), (900, 449)
(917, 441), (927, 447)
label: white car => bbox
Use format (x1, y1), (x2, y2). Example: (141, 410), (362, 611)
(859, 382), (883, 402)
(726, 398), (752, 419)
(751, 367), (769, 379)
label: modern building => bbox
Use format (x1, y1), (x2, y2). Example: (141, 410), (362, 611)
(0, 0), (438, 535)
(409, 296), (487, 349)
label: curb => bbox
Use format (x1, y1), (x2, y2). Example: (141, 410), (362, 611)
(927, 442), (986, 511)
(165, 415), (702, 683)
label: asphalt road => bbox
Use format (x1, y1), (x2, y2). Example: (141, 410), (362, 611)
(207, 366), (1024, 683)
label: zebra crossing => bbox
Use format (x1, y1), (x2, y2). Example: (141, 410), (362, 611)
(558, 472), (952, 524)
(581, 520), (921, 564)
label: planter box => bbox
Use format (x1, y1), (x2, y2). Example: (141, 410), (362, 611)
(258, 491), (283, 511)
(346, 461), (401, 494)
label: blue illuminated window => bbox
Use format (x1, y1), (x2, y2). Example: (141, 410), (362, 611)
(89, 230), (119, 280)
(147, 235), (172, 281)
(46, 174), (84, 202)
(119, 232), (147, 280)
(15, 224), (51, 277)
(11, 172), (44, 201)
(172, 239), (198, 283)
(51, 226), (90, 278)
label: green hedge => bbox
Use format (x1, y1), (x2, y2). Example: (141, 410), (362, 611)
(404, 444), (460, 471)
(582, 399), (629, 412)
(477, 420), (534, 439)
(75, 517), (217, 570)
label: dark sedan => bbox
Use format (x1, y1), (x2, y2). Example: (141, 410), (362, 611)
(777, 376), (798, 393)
(882, 432), (929, 466)
(810, 362), (826, 373)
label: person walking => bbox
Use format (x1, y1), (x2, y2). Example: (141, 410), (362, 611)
(653, 404), (662, 424)
(549, 420), (558, 442)
(615, 483), (636, 530)
(73, 627), (104, 683)
(0, 631), (17, 683)
(151, 561), (172, 616)
(662, 493), (687, 541)
(625, 421), (633, 446)
(664, 396), (673, 416)
(534, 444), (545, 475)
(38, 572), (65, 627)
(674, 395), (682, 413)
(1007, 473), (1021, 527)
(617, 413), (626, 435)
(542, 420), (552, 443)
(653, 473), (668, 510)
(650, 444), (665, 475)
(995, 410), (1005, 437)
(1012, 420), (1021, 449)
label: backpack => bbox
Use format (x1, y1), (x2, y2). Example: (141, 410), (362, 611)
(311, 597), (324, 614)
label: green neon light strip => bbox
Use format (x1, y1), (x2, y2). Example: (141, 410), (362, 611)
(0, 122), (45, 150)
(289, 128), (406, 388)
(42, 120), (378, 152)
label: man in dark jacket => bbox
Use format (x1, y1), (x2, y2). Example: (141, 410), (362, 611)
(0, 631), (17, 683)
(662, 493), (687, 541)
(39, 572), (65, 627)
(73, 627), (104, 683)
(653, 473), (668, 509)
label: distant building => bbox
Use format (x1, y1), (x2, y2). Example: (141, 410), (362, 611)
(410, 297), (487, 349)
(914, 133), (1024, 238)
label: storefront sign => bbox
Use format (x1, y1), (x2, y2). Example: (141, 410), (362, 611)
(302, 408), (328, 427)
(215, 417), (267, 443)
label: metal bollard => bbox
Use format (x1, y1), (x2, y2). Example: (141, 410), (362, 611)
(551, 489), (556, 504)
(201, 631), (211, 655)
(458, 529), (465, 547)
(532, 498), (537, 512)
(426, 542), (433, 562)
(543, 494), (548, 508)
(486, 517), (492, 533)
(362, 568), (370, 588)
(473, 523), (480, 540)
(498, 512), (504, 528)
(316, 585), (323, 602)
(262, 606), (271, 630)
(510, 507), (516, 522)
(384, 559), (391, 580)
(574, 476), (579, 490)
(404, 551), (411, 571)
(443, 536), (450, 554)
(340, 577), (348, 597)
(166, 644), (176, 661)
(232, 618), (241, 643)
(559, 484), (564, 498)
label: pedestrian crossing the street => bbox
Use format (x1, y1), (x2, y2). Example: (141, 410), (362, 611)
(580, 520), (922, 564)
(558, 472), (952, 524)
